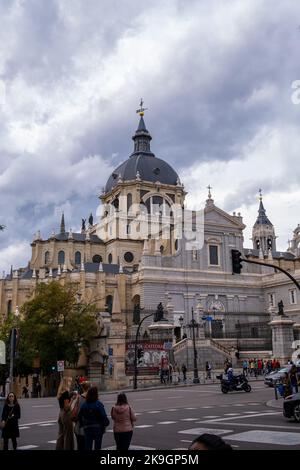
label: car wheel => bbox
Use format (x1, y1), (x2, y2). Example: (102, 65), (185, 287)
(294, 405), (300, 423)
(221, 386), (228, 394)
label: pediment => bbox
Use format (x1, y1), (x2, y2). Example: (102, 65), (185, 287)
(204, 205), (245, 229)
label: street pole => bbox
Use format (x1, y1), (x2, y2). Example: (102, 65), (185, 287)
(8, 328), (16, 393)
(241, 257), (300, 291)
(191, 307), (200, 384)
(133, 312), (154, 390)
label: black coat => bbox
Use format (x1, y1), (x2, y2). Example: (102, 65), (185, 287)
(1, 403), (21, 438)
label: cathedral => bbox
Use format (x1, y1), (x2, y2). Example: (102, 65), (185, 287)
(1, 107), (300, 391)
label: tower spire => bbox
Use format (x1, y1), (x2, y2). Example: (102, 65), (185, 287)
(252, 189), (276, 253)
(60, 212), (65, 234)
(131, 99), (154, 157)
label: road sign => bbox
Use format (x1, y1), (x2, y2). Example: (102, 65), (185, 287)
(163, 341), (173, 350)
(205, 316), (213, 321)
(0, 340), (5, 364)
(57, 360), (64, 372)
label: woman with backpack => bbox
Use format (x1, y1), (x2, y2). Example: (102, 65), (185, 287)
(78, 386), (109, 450)
(1, 392), (21, 450)
(111, 393), (137, 451)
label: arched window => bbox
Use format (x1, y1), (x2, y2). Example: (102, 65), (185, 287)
(106, 295), (113, 315)
(75, 251), (81, 265)
(127, 193), (132, 212)
(44, 251), (50, 265)
(108, 253), (113, 264)
(7, 300), (12, 316)
(92, 254), (102, 263)
(58, 250), (65, 265)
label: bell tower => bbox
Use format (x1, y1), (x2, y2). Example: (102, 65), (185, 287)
(252, 189), (276, 255)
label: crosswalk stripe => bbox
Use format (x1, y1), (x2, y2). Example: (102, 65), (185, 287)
(18, 445), (38, 449)
(157, 421), (177, 424)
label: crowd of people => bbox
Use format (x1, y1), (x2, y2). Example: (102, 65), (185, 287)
(242, 358), (282, 376)
(55, 377), (137, 451)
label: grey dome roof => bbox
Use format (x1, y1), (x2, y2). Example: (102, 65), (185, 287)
(105, 115), (179, 193)
(105, 153), (179, 193)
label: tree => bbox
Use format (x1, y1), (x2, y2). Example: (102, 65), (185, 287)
(19, 281), (97, 374)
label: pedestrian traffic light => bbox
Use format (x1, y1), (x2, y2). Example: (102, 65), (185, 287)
(231, 249), (243, 274)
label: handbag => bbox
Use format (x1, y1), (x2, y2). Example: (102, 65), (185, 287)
(0, 420), (6, 429)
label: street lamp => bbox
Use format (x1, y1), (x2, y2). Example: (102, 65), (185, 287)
(133, 311), (154, 390)
(189, 307), (200, 384)
(179, 308), (200, 384)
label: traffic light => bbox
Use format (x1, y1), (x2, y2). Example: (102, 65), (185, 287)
(231, 249), (243, 274)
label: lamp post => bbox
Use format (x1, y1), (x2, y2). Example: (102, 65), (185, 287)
(7, 307), (19, 393)
(179, 308), (200, 384)
(133, 312), (154, 390)
(190, 307), (200, 384)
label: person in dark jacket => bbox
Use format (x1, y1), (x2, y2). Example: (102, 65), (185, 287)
(78, 386), (109, 450)
(1, 392), (21, 450)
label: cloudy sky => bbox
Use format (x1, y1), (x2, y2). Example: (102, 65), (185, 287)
(0, 0), (300, 272)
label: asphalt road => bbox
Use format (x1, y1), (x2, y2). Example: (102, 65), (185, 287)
(8, 380), (300, 450)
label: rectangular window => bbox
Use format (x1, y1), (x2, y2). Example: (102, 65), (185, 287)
(209, 245), (219, 265)
(289, 289), (297, 304)
(268, 293), (275, 307)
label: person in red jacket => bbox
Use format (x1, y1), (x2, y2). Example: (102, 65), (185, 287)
(111, 393), (137, 451)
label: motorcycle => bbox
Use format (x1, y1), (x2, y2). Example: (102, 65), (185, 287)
(217, 373), (252, 393)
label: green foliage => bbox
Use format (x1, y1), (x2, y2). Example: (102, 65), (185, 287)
(18, 281), (97, 374)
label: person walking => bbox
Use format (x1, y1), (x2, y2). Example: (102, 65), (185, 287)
(36, 381), (42, 398)
(205, 362), (212, 380)
(1, 392), (21, 450)
(181, 364), (187, 383)
(73, 382), (90, 450)
(111, 393), (137, 451)
(78, 386), (109, 450)
(290, 364), (299, 394)
(22, 385), (29, 398)
(56, 389), (74, 450)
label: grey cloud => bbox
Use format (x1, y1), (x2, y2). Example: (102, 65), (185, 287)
(0, 0), (300, 270)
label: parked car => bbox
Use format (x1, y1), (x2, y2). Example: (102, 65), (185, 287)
(264, 365), (292, 387)
(283, 392), (300, 422)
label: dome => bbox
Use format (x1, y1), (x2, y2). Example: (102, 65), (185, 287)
(105, 154), (179, 193)
(105, 115), (179, 193)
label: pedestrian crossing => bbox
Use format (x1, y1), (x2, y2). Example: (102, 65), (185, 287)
(16, 402), (300, 450)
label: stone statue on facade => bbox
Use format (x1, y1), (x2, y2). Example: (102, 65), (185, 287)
(81, 218), (86, 231)
(89, 213), (93, 226)
(133, 304), (141, 325)
(278, 300), (285, 316)
(154, 302), (165, 322)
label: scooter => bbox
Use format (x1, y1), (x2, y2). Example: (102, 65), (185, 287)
(217, 373), (252, 393)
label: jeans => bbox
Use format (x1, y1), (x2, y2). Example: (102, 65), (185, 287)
(114, 431), (133, 451)
(84, 427), (104, 450)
